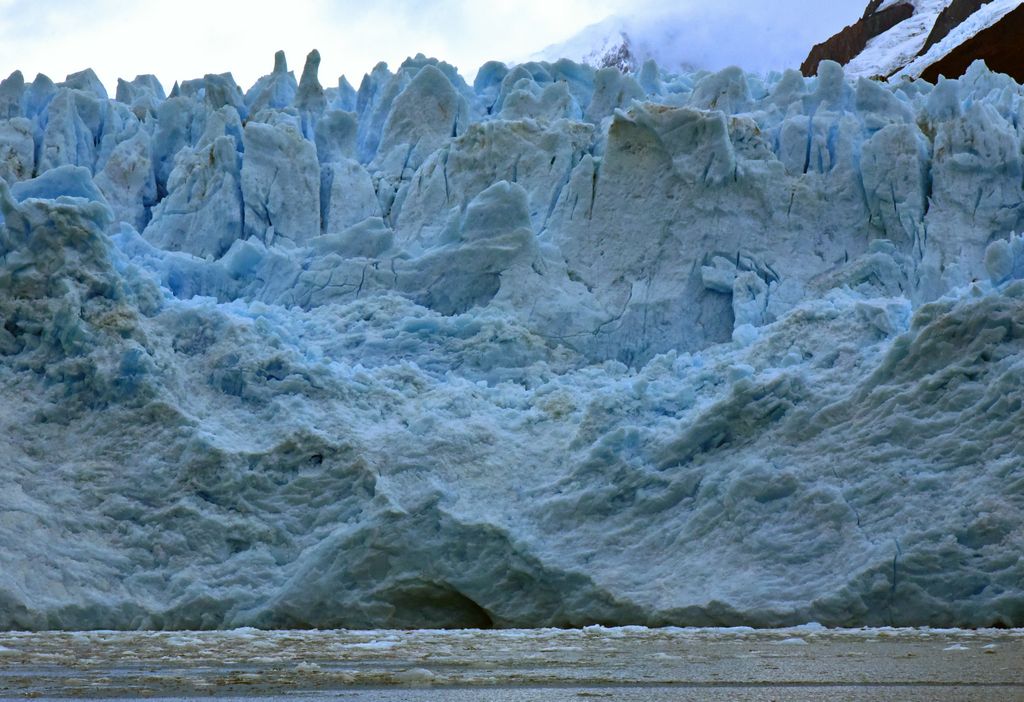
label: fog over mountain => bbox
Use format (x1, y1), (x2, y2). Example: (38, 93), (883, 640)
(533, 1), (866, 73)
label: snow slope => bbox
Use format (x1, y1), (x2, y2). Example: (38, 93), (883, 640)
(0, 53), (1022, 630)
(843, 0), (953, 78)
(892, 0), (1022, 79)
(818, 0), (1023, 80)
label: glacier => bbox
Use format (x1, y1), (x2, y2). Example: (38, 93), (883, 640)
(0, 51), (1022, 630)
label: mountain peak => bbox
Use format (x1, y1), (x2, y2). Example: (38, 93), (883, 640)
(530, 17), (644, 73)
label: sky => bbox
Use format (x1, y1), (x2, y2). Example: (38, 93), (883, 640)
(0, 0), (869, 94)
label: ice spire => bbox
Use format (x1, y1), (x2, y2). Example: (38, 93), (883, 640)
(296, 49), (326, 115)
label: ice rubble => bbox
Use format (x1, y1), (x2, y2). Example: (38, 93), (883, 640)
(0, 51), (1022, 630)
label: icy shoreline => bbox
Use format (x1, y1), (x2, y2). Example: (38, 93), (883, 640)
(0, 626), (1022, 698)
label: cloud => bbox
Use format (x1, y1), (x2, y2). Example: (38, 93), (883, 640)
(0, 0), (626, 93)
(589, 0), (866, 73)
(0, 0), (867, 93)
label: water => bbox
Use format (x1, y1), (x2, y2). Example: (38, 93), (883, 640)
(0, 626), (1021, 700)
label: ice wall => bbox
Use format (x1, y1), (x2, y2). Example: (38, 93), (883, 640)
(0, 52), (1021, 630)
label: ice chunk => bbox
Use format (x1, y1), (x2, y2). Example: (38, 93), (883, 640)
(38, 90), (97, 172)
(313, 216), (393, 259)
(372, 64), (468, 177)
(0, 70), (25, 119)
(115, 74), (166, 103)
(500, 80), (581, 122)
(0, 117), (35, 182)
(331, 76), (357, 112)
(985, 234), (1024, 285)
(295, 50), (327, 120)
(94, 124), (156, 231)
(355, 61), (400, 163)
(860, 123), (928, 247)
(144, 131), (243, 258)
(473, 60), (509, 113)
(241, 120), (321, 246)
(855, 77), (914, 132)
(402, 180), (538, 315)
(394, 118), (594, 249)
(151, 96), (201, 195)
(925, 77), (962, 122)
(585, 67), (644, 123)
(320, 159), (381, 233)
(22, 72), (57, 119)
(689, 66), (753, 114)
(394, 668), (436, 684)
(314, 110), (358, 164)
(638, 59), (663, 96)
(60, 68), (108, 100)
(203, 73), (247, 118)
(10, 164), (107, 204)
(245, 51), (298, 114)
(732, 271), (769, 328)
(809, 60), (852, 111)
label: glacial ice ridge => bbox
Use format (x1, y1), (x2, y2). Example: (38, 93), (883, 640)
(0, 52), (1022, 630)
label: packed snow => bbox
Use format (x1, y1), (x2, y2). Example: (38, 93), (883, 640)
(892, 0), (1022, 80)
(0, 49), (1022, 630)
(840, 0), (1024, 81)
(843, 0), (953, 79)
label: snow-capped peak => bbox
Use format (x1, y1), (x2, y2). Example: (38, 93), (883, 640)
(528, 16), (653, 73)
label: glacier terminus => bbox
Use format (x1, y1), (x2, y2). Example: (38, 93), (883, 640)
(0, 48), (1022, 631)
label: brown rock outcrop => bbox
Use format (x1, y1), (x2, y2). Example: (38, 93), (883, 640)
(801, 1), (915, 76)
(918, 0), (993, 55)
(918, 3), (1024, 82)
